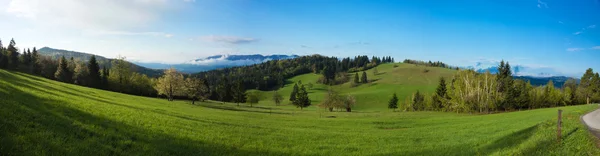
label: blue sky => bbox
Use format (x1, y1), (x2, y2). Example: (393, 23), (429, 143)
(0, 0), (598, 77)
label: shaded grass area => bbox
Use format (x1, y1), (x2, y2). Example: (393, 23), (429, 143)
(1, 69), (600, 155)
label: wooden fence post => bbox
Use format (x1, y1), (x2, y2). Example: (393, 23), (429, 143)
(557, 109), (562, 143)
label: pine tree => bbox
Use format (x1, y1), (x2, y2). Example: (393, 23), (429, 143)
(361, 71), (368, 83)
(290, 83), (299, 102)
(31, 47), (41, 74)
(388, 93), (398, 111)
(412, 90), (424, 111)
(6, 38), (19, 69)
(0, 39), (5, 69)
(354, 73), (360, 84)
(87, 55), (101, 88)
(432, 77), (448, 109)
(293, 85), (311, 110)
(232, 80), (246, 106)
(54, 56), (71, 82)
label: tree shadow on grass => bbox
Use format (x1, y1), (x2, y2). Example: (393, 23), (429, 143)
(0, 71), (285, 155)
(478, 125), (539, 154)
(198, 104), (290, 115)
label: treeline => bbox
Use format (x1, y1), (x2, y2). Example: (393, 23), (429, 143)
(390, 61), (599, 113)
(403, 59), (459, 70)
(194, 55), (393, 103)
(0, 38), (157, 96)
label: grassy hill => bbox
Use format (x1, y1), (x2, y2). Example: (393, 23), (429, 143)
(38, 47), (164, 77)
(1, 69), (599, 155)
(250, 63), (457, 111)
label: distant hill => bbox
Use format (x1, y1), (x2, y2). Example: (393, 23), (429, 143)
(133, 54), (299, 73)
(514, 76), (577, 88)
(38, 47), (164, 77)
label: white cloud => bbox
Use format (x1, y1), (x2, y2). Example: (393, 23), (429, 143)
(537, 0), (548, 8)
(566, 48), (584, 52)
(589, 25), (597, 29)
(573, 31), (582, 35)
(5, 0), (180, 31)
(591, 46), (600, 50)
(201, 35), (259, 44)
(83, 30), (173, 38)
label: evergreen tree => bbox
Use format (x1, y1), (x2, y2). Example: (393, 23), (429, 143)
(290, 83), (299, 102)
(361, 71), (368, 83)
(354, 73), (359, 84)
(54, 56), (71, 82)
(31, 47), (41, 74)
(412, 90), (424, 111)
(432, 77), (448, 109)
(232, 80), (246, 106)
(6, 38), (19, 69)
(0, 39), (5, 69)
(388, 93), (399, 111)
(87, 55), (101, 88)
(293, 85), (311, 110)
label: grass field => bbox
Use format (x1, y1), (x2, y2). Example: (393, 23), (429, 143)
(250, 63), (457, 111)
(1, 69), (600, 155)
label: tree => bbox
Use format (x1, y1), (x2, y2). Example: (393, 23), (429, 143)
(306, 82), (314, 90)
(361, 71), (368, 83)
(6, 38), (19, 69)
(87, 55), (101, 88)
(31, 47), (41, 74)
(412, 90), (425, 111)
(388, 93), (399, 111)
(0, 39), (6, 69)
(73, 60), (89, 85)
(54, 56), (71, 82)
(290, 83), (299, 102)
(184, 77), (208, 104)
(246, 92), (260, 107)
(354, 73), (360, 84)
(155, 68), (184, 101)
(579, 68), (595, 104)
(373, 67), (379, 75)
(344, 94), (356, 112)
(216, 76), (231, 103)
(320, 88), (342, 112)
(232, 80), (246, 106)
(293, 85), (311, 110)
(272, 91), (283, 106)
(432, 77), (448, 110)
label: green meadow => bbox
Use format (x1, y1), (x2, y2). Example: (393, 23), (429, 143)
(1, 68), (600, 155)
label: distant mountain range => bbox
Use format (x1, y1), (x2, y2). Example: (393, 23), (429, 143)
(463, 60), (578, 88)
(38, 47), (164, 77)
(133, 54), (299, 73)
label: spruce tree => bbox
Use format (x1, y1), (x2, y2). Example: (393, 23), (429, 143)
(87, 55), (101, 88)
(31, 47), (40, 74)
(232, 80), (246, 106)
(6, 39), (19, 69)
(54, 56), (71, 82)
(293, 85), (311, 110)
(0, 39), (5, 69)
(354, 73), (360, 84)
(433, 77), (448, 109)
(388, 93), (398, 111)
(361, 71), (368, 83)
(290, 83), (299, 102)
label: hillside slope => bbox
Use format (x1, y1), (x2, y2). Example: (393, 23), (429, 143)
(251, 63), (457, 111)
(38, 47), (163, 77)
(1, 70), (599, 155)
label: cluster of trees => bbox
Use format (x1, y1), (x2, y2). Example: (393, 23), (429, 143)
(0, 38), (156, 96)
(352, 72), (369, 86)
(403, 59), (459, 70)
(195, 55), (393, 102)
(392, 61), (600, 113)
(319, 88), (356, 112)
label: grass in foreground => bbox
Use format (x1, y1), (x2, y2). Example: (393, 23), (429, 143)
(1, 69), (599, 155)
